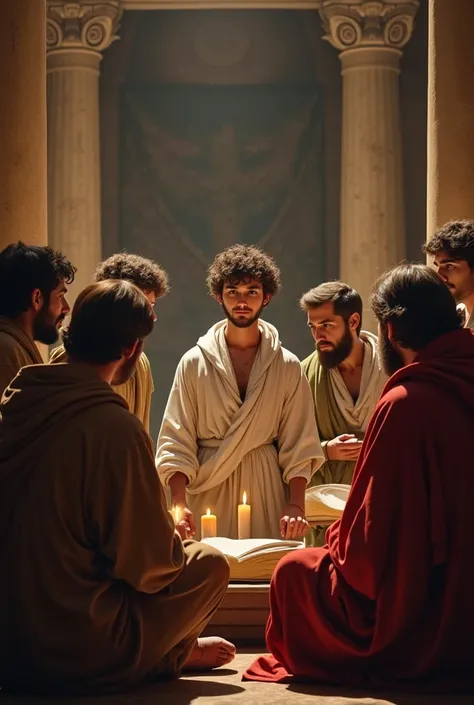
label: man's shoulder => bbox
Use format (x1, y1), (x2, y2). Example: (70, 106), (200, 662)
(0, 330), (31, 364)
(279, 345), (303, 367)
(179, 345), (205, 369)
(300, 349), (317, 372)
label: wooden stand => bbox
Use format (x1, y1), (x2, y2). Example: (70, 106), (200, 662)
(202, 582), (270, 645)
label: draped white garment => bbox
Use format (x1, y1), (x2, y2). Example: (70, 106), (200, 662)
(156, 320), (324, 539)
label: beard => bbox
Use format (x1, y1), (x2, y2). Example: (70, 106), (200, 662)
(317, 323), (354, 369)
(112, 343), (143, 386)
(221, 301), (264, 329)
(33, 304), (65, 345)
(378, 326), (405, 377)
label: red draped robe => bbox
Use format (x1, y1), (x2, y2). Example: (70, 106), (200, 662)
(244, 329), (474, 691)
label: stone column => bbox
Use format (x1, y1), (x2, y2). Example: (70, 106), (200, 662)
(427, 0), (474, 238)
(47, 1), (122, 303)
(320, 1), (419, 327)
(0, 0), (47, 250)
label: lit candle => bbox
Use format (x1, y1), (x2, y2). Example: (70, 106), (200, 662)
(201, 508), (217, 538)
(170, 505), (182, 525)
(238, 491), (251, 539)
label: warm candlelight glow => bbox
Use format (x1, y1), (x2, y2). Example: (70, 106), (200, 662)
(201, 508), (217, 538)
(238, 492), (251, 539)
(171, 505), (182, 525)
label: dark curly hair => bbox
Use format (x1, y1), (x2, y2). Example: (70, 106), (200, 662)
(206, 244), (281, 298)
(94, 252), (170, 298)
(0, 242), (76, 318)
(424, 220), (474, 269)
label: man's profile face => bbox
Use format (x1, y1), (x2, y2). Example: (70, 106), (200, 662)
(142, 289), (157, 322)
(307, 302), (355, 369)
(112, 341), (143, 386)
(378, 324), (405, 377)
(433, 252), (474, 304)
(33, 279), (70, 345)
(219, 279), (268, 329)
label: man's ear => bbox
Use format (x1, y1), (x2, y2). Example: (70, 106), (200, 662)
(386, 321), (395, 342)
(263, 295), (271, 308)
(348, 312), (360, 332)
(31, 288), (43, 313)
(122, 339), (140, 360)
(216, 293), (223, 305)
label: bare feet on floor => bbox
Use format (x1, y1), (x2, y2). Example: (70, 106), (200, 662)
(183, 636), (236, 671)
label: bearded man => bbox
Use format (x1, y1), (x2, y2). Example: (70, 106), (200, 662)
(300, 281), (387, 546)
(156, 244), (323, 540)
(0, 279), (234, 694)
(244, 264), (474, 691)
(0, 242), (76, 397)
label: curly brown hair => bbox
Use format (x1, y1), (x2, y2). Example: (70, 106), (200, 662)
(424, 220), (474, 269)
(206, 244), (281, 298)
(94, 252), (170, 298)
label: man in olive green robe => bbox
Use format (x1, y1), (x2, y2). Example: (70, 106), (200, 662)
(300, 282), (387, 546)
(50, 253), (169, 433)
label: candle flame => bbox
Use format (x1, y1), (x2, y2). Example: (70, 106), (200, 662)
(206, 508), (211, 516)
(243, 491), (247, 505)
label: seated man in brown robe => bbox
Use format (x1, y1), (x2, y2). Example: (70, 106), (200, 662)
(244, 264), (474, 691)
(0, 279), (234, 695)
(0, 241), (76, 397)
(50, 252), (169, 432)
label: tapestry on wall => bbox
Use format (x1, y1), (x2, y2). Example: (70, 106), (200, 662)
(120, 85), (323, 434)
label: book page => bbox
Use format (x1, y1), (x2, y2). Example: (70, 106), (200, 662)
(201, 537), (302, 559)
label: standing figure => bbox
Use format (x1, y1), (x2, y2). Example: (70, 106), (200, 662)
(300, 282), (386, 546)
(50, 253), (169, 433)
(425, 219), (474, 329)
(0, 242), (75, 397)
(156, 244), (323, 540)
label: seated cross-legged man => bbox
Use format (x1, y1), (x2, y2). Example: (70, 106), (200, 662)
(300, 281), (386, 546)
(50, 252), (169, 433)
(244, 264), (474, 691)
(0, 279), (234, 695)
(0, 241), (76, 397)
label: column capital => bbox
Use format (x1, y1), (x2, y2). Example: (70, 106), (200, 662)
(46, 1), (122, 54)
(320, 1), (419, 52)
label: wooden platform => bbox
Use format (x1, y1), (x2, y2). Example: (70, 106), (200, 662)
(202, 582), (270, 645)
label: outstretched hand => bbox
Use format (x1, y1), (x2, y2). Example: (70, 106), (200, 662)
(326, 434), (363, 461)
(174, 506), (196, 540)
(280, 504), (309, 540)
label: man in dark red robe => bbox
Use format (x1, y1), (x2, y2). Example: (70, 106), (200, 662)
(244, 263), (474, 691)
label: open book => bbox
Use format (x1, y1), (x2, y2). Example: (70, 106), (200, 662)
(201, 537), (303, 581)
(305, 483), (351, 524)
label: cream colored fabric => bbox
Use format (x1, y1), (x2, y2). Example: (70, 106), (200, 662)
(458, 303), (474, 330)
(156, 319), (324, 540)
(50, 345), (154, 433)
(0, 317), (43, 400)
(325, 331), (386, 434)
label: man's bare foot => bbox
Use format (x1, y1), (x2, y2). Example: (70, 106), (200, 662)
(182, 636), (236, 671)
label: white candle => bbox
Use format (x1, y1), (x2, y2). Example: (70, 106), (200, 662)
(238, 491), (251, 539)
(201, 508), (217, 538)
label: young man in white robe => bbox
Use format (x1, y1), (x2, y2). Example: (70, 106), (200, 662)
(156, 244), (324, 540)
(300, 281), (387, 546)
(424, 219), (474, 329)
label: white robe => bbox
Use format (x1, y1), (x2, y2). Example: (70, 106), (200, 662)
(156, 320), (324, 539)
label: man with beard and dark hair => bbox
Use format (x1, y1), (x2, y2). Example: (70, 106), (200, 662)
(156, 244), (323, 540)
(50, 252), (170, 432)
(0, 241), (76, 397)
(299, 281), (386, 546)
(244, 264), (474, 691)
(424, 219), (474, 328)
(0, 279), (235, 695)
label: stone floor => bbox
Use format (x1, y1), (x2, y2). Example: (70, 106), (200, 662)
(1, 653), (472, 705)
